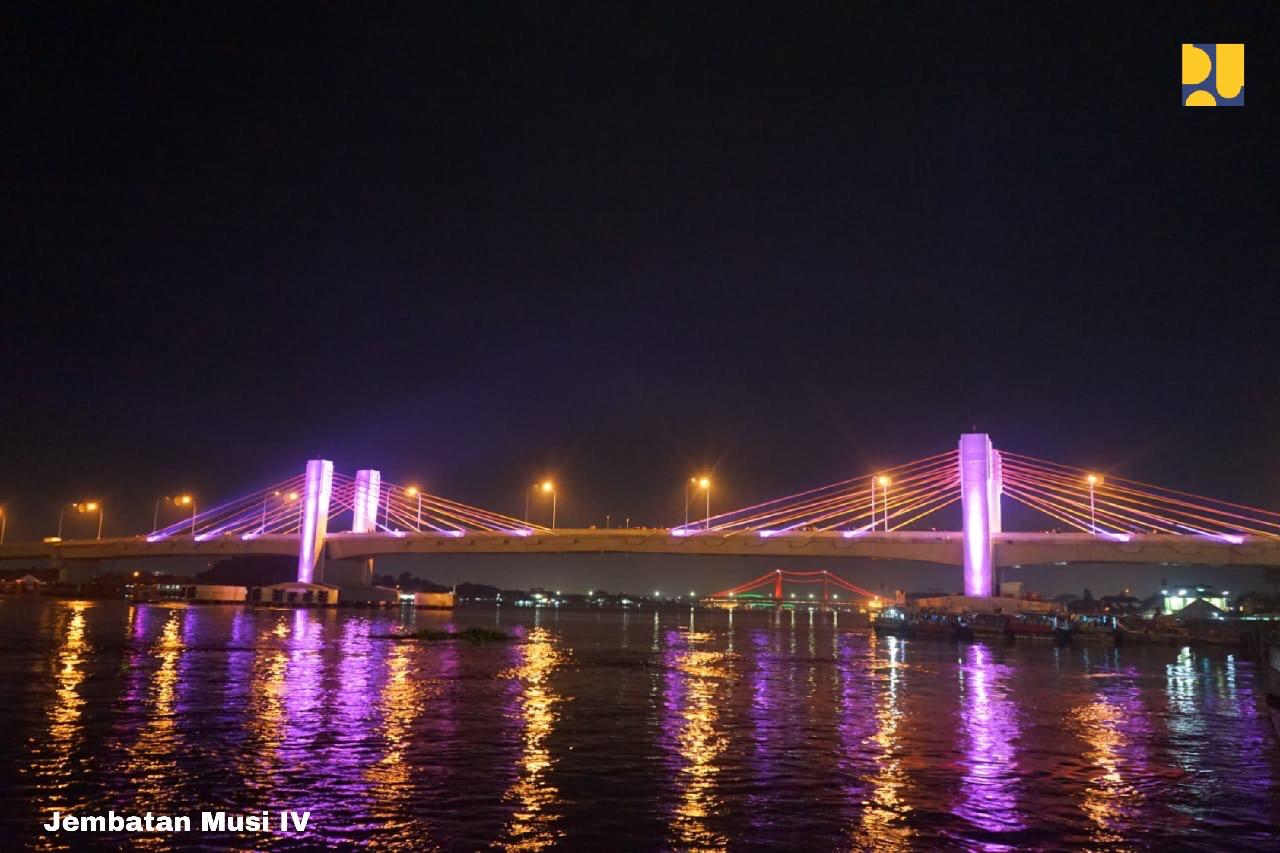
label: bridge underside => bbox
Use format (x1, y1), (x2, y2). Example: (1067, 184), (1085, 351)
(6, 530), (1280, 569)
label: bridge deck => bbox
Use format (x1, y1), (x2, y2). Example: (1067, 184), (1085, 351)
(3, 530), (1279, 567)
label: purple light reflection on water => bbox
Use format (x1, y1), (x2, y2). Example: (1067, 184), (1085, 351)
(274, 610), (347, 835)
(118, 608), (188, 816)
(955, 642), (1024, 844)
(833, 631), (879, 841)
(743, 627), (791, 842)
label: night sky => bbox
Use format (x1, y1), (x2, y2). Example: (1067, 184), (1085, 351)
(3, 3), (1278, 572)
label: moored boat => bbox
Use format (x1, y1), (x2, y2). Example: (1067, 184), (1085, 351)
(1008, 612), (1069, 643)
(910, 612), (974, 641)
(1070, 614), (1120, 644)
(1118, 616), (1191, 644)
(872, 608), (912, 638)
(969, 612), (1011, 641)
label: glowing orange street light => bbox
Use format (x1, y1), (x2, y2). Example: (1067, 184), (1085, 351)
(406, 486), (422, 530)
(59, 500), (104, 539)
(871, 475), (891, 532)
(153, 494), (197, 535)
(541, 481), (557, 530)
(685, 476), (712, 530)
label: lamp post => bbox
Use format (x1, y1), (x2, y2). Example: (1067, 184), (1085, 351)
(153, 494), (195, 535)
(877, 475), (891, 531)
(686, 476), (710, 530)
(700, 477), (711, 530)
(1086, 474), (1100, 535)
(268, 490), (301, 532)
(182, 495), (197, 535)
(870, 476), (877, 531)
(406, 486), (422, 530)
(0, 508), (6, 545)
(59, 501), (102, 539)
(540, 480), (556, 530)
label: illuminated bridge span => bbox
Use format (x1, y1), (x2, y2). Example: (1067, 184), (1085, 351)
(4, 434), (1280, 588)
(704, 569), (882, 607)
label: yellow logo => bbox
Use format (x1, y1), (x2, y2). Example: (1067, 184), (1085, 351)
(1182, 44), (1244, 106)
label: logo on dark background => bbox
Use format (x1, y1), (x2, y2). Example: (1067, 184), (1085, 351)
(1182, 44), (1244, 106)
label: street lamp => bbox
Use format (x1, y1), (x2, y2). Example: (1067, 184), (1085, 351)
(876, 475), (891, 531)
(686, 476), (711, 530)
(153, 494), (196, 535)
(406, 486), (422, 530)
(60, 501), (103, 539)
(1086, 474), (1101, 534)
(259, 490), (299, 533)
(540, 480), (556, 530)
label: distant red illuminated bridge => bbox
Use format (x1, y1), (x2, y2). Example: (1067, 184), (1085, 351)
(702, 569), (883, 608)
(4, 433), (1280, 588)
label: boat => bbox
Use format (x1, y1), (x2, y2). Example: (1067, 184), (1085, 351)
(1069, 614), (1120, 644)
(1118, 616), (1191, 644)
(969, 612), (1012, 641)
(872, 608), (912, 638)
(1008, 613), (1069, 643)
(910, 612), (974, 641)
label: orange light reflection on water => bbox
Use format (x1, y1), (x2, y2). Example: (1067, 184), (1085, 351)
(666, 630), (730, 852)
(853, 633), (914, 851)
(30, 600), (93, 850)
(496, 626), (565, 851)
(123, 609), (186, 851)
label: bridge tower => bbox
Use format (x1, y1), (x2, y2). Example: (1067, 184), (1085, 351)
(352, 469), (382, 534)
(959, 433), (1001, 597)
(297, 459), (334, 584)
(337, 468), (382, 586)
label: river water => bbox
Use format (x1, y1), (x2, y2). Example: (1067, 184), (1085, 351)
(0, 598), (1277, 851)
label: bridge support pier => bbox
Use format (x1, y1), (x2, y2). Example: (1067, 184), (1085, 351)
(959, 433), (1001, 597)
(297, 459), (334, 584)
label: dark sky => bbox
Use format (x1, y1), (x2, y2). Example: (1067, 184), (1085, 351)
(3, 3), (1278, 544)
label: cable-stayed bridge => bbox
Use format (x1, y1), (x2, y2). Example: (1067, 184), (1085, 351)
(4, 434), (1280, 591)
